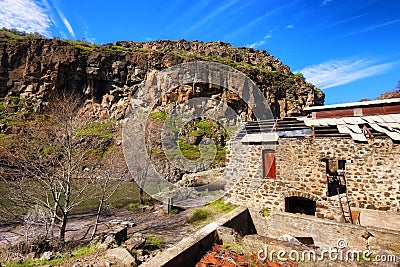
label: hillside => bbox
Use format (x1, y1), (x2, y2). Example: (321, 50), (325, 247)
(0, 29), (324, 122)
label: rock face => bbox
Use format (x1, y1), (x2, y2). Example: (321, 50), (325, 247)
(376, 89), (400, 100)
(0, 30), (324, 120)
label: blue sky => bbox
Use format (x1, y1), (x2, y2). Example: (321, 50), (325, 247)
(1, 0), (400, 104)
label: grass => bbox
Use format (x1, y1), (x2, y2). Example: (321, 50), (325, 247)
(284, 97), (300, 103)
(186, 208), (212, 224)
(223, 243), (244, 255)
(75, 121), (116, 140)
(205, 198), (236, 213)
(187, 198), (236, 225)
(144, 233), (165, 250)
(0, 95), (36, 126)
(294, 72), (305, 80)
(108, 45), (131, 53)
(0, 29), (43, 41)
(63, 40), (99, 54)
(149, 111), (167, 122)
(2, 243), (99, 267)
(3, 257), (66, 267)
(70, 242), (98, 258)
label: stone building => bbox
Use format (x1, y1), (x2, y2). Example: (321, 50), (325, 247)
(225, 98), (400, 228)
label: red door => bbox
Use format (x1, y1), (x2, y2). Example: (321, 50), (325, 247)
(263, 149), (276, 179)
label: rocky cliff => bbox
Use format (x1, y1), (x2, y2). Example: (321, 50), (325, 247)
(0, 29), (324, 121)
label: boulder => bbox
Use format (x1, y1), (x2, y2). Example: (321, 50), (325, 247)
(108, 226), (128, 245)
(105, 247), (137, 267)
(124, 232), (146, 251)
(103, 235), (117, 247)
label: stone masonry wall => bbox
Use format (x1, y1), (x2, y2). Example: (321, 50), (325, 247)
(225, 136), (400, 222)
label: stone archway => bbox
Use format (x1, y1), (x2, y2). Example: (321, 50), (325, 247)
(285, 196), (316, 215)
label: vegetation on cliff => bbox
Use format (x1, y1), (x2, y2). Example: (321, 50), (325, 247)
(376, 80), (400, 100)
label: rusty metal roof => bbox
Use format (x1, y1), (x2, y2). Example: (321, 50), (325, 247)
(303, 114), (400, 141)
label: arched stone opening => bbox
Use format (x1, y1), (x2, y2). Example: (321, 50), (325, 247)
(285, 196), (316, 215)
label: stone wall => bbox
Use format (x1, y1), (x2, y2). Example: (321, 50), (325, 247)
(225, 136), (400, 222)
(249, 209), (400, 252)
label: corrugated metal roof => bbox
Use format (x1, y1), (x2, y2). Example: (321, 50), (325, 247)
(343, 117), (366, 125)
(303, 114), (400, 141)
(236, 112), (400, 142)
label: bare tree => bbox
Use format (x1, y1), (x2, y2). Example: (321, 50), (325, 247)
(124, 128), (153, 205)
(90, 147), (128, 240)
(0, 93), (114, 243)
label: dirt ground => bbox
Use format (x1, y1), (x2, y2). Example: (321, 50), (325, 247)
(0, 205), (197, 266)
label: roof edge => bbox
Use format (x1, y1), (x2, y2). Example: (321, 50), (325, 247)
(305, 98), (400, 112)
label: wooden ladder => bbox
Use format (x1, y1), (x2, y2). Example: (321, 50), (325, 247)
(337, 188), (354, 224)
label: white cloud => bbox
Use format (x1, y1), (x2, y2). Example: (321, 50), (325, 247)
(54, 5), (75, 38)
(285, 24), (294, 29)
(58, 30), (68, 39)
(0, 0), (51, 36)
(349, 18), (400, 35)
(83, 22), (95, 43)
(247, 40), (266, 48)
(227, 5), (287, 38)
(246, 28), (276, 48)
(297, 58), (398, 89)
(186, 0), (240, 33)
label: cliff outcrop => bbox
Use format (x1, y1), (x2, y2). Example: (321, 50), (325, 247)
(0, 30), (324, 121)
